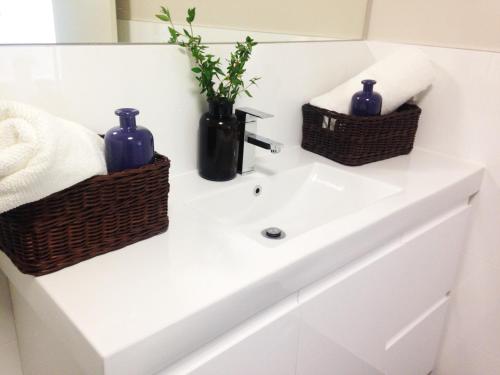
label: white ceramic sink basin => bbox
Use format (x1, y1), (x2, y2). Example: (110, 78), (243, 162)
(187, 162), (401, 245)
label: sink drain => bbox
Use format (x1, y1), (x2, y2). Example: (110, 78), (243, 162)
(262, 227), (286, 240)
(254, 185), (262, 196)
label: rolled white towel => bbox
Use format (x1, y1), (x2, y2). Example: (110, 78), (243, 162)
(310, 48), (434, 115)
(0, 101), (107, 214)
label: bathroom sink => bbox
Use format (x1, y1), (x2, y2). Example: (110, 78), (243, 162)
(187, 162), (401, 245)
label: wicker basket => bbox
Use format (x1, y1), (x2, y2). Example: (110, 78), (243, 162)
(0, 153), (170, 276)
(302, 103), (422, 166)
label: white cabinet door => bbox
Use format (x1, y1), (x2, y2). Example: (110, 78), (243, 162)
(160, 296), (300, 375)
(296, 206), (470, 374)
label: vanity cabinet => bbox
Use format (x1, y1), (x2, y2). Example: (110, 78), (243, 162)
(296, 205), (470, 375)
(164, 205), (470, 375)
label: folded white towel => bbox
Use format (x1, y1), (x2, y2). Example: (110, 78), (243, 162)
(310, 48), (434, 115)
(0, 101), (107, 214)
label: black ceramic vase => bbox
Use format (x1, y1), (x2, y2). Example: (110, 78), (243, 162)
(198, 98), (240, 181)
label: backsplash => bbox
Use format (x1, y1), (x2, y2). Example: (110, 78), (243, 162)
(0, 42), (373, 175)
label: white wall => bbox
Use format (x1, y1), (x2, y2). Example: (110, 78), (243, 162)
(368, 41), (500, 375)
(367, 0), (500, 52)
(0, 271), (22, 375)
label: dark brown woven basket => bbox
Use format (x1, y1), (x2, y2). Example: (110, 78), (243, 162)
(0, 153), (170, 276)
(302, 103), (422, 166)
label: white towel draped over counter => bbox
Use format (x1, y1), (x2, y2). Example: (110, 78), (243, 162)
(310, 48), (435, 115)
(0, 101), (107, 214)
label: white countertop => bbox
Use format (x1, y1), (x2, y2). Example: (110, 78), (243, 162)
(0, 146), (483, 375)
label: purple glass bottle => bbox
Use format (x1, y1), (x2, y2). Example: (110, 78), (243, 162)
(105, 108), (154, 173)
(350, 79), (383, 116)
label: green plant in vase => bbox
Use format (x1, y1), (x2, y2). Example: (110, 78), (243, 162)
(156, 6), (261, 182)
(156, 6), (260, 103)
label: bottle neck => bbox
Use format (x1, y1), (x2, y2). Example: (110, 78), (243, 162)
(119, 116), (137, 130)
(363, 83), (374, 94)
(361, 79), (376, 94)
(208, 98), (234, 118)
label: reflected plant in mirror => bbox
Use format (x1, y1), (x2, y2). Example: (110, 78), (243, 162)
(156, 6), (260, 103)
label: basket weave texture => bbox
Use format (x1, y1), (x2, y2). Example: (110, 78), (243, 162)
(0, 153), (170, 276)
(302, 103), (422, 166)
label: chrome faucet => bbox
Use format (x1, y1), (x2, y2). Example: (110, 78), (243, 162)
(235, 107), (283, 175)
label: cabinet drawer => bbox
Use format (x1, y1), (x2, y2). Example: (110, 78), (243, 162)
(297, 205), (470, 373)
(297, 319), (385, 375)
(160, 296), (300, 375)
(385, 297), (449, 375)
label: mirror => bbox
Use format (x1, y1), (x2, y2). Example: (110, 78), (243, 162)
(0, 0), (369, 44)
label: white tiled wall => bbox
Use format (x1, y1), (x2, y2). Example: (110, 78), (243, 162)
(0, 42), (373, 175)
(0, 271), (23, 375)
(368, 41), (500, 375)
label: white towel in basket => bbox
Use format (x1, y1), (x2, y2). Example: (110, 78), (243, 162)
(310, 47), (434, 115)
(0, 101), (107, 214)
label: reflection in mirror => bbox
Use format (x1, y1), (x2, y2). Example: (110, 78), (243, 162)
(117, 0), (369, 43)
(0, 0), (118, 44)
(0, 0), (368, 44)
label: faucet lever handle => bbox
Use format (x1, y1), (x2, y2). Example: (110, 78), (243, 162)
(235, 107), (274, 120)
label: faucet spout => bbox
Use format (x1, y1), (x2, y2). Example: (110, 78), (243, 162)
(246, 132), (283, 153)
(235, 107), (283, 175)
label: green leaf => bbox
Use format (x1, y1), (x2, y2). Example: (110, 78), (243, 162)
(168, 27), (178, 38)
(155, 14), (170, 22)
(191, 67), (202, 73)
(187, 7), (196, 23)
(167, 28), (180, 44)
(244, 90), (253, 97)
